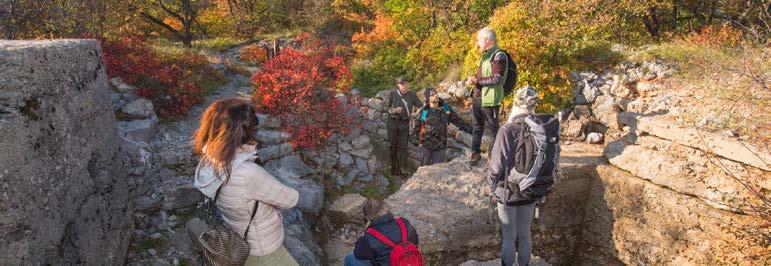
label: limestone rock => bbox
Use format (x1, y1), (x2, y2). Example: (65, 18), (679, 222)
(605, 135), (767, 211)
(254, 129), (291, 145)
(349, 145), (373, 159)
(256, 143), (292, 162)
(134, 195), (163, 212)
(121, 98), (155, 118)
(118, 117), (158, 144)
(385, 158), (499, 264)
(328, 194), (367, 225)
(338, 152), (354, 168)
(339, 141), (353, 152)
(590, 165), (768, 265)
(164, 184), (203, 210)
(354, 157), (369, 173)
(264, 155), (317, 180)
(446, 81), (470, 99)
(351, 135), (370, 149)
(255, 113), (281, 128)
(0, 40), (133, 265)
(375, 89), (390, 100)
(618, 112), (770, 171)
(368, 98), (384, 112)
(267, 171), (323, 215)
(586, 132), (604, 144)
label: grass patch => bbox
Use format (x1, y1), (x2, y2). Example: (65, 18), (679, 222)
(150, 38), (197, 57)
(193, 37), (245, 52)
(177, 258), (193, 266)
(256, 28), (305, 41)
(139, 237), (170, 251)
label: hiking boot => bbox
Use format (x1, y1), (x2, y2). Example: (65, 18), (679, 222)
(470, 152), (481, 166)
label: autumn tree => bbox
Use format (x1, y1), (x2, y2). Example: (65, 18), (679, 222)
(0, 0), (130, 39)
(129, 0), (213, 47)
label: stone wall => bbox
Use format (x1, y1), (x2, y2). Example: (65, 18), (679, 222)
(0, 40), (134, 265)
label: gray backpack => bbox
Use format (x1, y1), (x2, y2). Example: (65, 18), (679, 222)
(508, 114), (560, 200)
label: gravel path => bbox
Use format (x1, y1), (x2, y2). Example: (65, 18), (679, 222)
(126, 45), (258, 266)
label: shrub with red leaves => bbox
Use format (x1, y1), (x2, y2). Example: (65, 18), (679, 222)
(251, 33), (355, 149)
(239, 44), (269, 65)
(100, 35), (220, 117)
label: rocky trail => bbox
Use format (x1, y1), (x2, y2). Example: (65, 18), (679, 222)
(124, 45), (259, 266)
(2, 40), (766, 266)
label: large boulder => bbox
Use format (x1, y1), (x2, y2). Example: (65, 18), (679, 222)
(328, 193), (367, 226)
(0, 40), (133, 265)
(588, 165), (769, 265)
(384, 158), (499, 264)
(605, 134), (767, 212)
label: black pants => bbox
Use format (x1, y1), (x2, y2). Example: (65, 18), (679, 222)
(471, 98), (500, 154)
(387, 118), (410, 174)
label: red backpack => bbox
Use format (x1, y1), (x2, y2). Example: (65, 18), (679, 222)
(366, 217), (424, 266)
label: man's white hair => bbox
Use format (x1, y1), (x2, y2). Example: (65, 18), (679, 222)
(478, 27), (497, 43)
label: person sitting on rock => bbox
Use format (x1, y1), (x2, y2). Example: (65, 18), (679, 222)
(190, 97), (299, 266)
(345, 199), (421, 266)
(412, 88), (472, 166)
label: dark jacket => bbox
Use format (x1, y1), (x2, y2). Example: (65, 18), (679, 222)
(353, 214), (420, 265)
(412, 101), (472, 150)
(383, 88), (422, 121)
(486, 114), (536, 206)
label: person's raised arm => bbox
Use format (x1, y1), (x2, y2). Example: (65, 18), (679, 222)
(243, 164), (298, 210)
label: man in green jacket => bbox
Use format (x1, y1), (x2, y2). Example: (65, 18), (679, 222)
(383, 76), (422, 176)
(466, 27), (506, 166)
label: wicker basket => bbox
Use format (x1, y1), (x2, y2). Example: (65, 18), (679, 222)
(199, 224), (251, 266)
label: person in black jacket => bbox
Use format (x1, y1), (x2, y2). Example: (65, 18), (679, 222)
(344, 199), (420, 266)
(486, 86), (539, 266)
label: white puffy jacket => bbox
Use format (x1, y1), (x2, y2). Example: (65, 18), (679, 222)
(195, 145), (299, 256)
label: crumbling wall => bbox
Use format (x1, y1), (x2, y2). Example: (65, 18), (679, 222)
(0, 40), (133, 265)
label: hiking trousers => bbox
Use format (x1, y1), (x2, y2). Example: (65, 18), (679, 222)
(387, 118), (410, 174)
(471, 98), (500, 154)
(419, 147), (446, 166)
(497, 202), (535, 266)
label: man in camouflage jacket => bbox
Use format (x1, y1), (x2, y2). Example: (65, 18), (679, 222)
(412, 88), (472, 166)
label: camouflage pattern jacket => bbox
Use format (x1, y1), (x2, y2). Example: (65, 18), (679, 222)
(412, 101), (471, 151)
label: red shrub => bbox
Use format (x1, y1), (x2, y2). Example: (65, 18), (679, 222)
(239, 44), (269, 65)
(100, 35), (219, 118)
(251, 33), (355, 149)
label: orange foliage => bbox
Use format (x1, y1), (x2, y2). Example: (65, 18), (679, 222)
(351, 13), (402, 58)
(683, 25), (744, 47)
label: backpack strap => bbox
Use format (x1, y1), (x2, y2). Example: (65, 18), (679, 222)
(395, 216), (408, 243)
(366, 227), (398, 248)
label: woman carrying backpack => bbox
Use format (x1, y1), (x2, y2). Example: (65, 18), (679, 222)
(344, 199), (423, 266)
(192, 97), (299, 266)
(486, 86), (543, 266)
